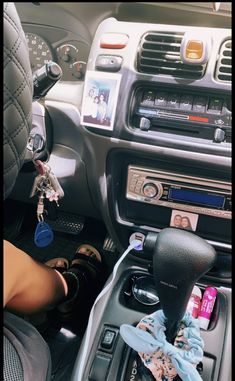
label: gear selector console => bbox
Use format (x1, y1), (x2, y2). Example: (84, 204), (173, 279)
(71, 230), (230, 381)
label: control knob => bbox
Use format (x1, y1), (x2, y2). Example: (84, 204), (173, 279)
(143, 182), (163, 199)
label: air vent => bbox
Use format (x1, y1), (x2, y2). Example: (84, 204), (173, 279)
(137, 32), (206, 79)
(215, 40), (232, 83)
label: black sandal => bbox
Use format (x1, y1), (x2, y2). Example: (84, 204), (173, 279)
(70, 244), (103, 280)
(56, 245), (102, 321)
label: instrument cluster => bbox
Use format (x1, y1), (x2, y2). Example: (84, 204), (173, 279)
(25, 32), (90, 81)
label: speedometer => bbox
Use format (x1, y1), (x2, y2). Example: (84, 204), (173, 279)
(25, 33), (53, 71)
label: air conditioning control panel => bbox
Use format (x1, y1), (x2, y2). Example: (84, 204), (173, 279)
(130, 85), (231, 142)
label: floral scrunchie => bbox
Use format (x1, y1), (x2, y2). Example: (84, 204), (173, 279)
(120, 310), (204, 381)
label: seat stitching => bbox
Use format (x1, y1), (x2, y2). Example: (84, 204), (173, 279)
(3, 109), (32, 144)
(4, 45), (32, 90)
(4, 8), (25, 36)
(5, 82), (29, 105)
(4, 83), (31, 135)
(4, 149), (27, 175)
(4, 82), (28, 111)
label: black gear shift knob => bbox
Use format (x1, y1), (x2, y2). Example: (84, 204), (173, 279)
(151, 228), (216, 342)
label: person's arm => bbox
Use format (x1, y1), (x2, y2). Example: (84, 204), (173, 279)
(4, 240), (67, 314)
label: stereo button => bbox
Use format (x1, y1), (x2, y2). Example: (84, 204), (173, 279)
(142, 90), (155, 106)
(167, 93), (180, 108)
(180, 94), (193, 111)
(130, 184), (136, 192)
(193, 96), (207, 112)
(208, 97), (223, 114)
(130, 179), (138, 191)
(143, 183), (158, 198)
(130, 179), (138, 185)
(143, 182), (163, 199)
(135, 180), (144, 193)
(155, 92), (168, 107)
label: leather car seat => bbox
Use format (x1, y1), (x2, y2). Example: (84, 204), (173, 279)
(4, 2), (32, 199)
(3, 3), (51, 380)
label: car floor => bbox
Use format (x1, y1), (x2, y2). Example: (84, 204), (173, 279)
(4, 199), (116, 381)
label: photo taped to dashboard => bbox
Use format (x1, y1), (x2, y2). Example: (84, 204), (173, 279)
(81, 70), (121, 130)
(170, 210), (199, 232)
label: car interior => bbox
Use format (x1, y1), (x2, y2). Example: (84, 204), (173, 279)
(3, 2), (231, 381)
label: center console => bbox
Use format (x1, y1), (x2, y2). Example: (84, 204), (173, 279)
(71, 14), (231, 381)
(71, 260), (231, 381)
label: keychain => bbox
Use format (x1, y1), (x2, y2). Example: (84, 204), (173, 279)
(34, 221), (54, 248)
(34, 192), (54, 247)
(31, 159), (64, 247)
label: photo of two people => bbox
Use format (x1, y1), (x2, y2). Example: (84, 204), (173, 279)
(170, 210), (199, 232)
(83, 89), (108, 124)
(81, 71), (121, 130)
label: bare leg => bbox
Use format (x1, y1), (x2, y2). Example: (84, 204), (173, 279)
(4, 240), (68, 314)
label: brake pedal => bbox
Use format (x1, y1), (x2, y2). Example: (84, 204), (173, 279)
(46, 211), (84, 235)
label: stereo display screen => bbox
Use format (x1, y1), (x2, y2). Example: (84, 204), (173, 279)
(169, 188), (225, 208)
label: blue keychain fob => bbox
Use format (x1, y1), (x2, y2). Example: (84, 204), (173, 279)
(34, 221), (54, 248)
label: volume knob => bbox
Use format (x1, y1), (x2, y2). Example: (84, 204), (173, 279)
(143, 182), (163, 199)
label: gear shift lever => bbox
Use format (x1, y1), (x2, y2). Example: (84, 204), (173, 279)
(149, 228), (216, 343)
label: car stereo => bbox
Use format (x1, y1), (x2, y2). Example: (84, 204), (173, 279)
(126, 166), (231, 219)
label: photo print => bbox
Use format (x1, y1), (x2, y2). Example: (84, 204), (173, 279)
(81, 70), (122, 130)
(170, 210), (199, 232)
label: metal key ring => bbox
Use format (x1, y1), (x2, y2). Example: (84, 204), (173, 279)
(37, 214), (44, 222)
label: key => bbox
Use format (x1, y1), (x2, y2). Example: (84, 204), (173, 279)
(30, 160), (48, 198)
(30, 175), (41, 198)
(36, 162), (64, 199)
(37, 192), (45, 221)
(30, 174), (50, 197)
(30, 174), (47, 198)
(47, 170), (64, 199)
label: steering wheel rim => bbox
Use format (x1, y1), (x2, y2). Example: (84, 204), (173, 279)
(3, 2), (33, 199)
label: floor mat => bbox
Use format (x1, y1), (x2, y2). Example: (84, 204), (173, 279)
(11, 229), (84, 263)
(42, 326), (81, 381)
(10, 215), (108, 264)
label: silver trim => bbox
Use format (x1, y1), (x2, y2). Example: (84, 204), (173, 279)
(206, 240), (231, 251)
(126, 166), (231, 219)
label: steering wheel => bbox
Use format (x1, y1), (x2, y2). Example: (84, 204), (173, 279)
(4, 2), (33, 199)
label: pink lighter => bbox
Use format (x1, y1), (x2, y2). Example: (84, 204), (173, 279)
(198, 286), (218, 330)
(186, 285), (202, 318)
